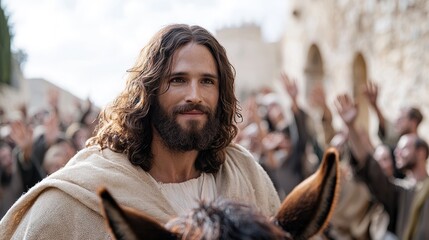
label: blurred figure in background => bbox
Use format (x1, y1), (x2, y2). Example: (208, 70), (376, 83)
(336, 93), (429, 239)
(310, 86), (397, 240)
(0, 119), (41, 218)
(0, 89), (97, 217)
(373, 144), (405, 180)
(0, 140), (16, 218)
(364, 81), (423, 148)
(42, 138), (76, 175)
(65, 123), (90, 151)
(259, 73), (315, 199)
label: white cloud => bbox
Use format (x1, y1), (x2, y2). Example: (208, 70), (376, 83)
(3, 0), (286, 106)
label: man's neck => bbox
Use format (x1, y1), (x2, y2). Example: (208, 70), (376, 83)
(410, 128), (418, 135)
(148, 134), (200, 183)
(408, 165), (429, 182)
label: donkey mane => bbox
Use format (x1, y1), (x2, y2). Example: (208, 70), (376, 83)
(165, 198), (289, 239)
(99, 147), (340, 240)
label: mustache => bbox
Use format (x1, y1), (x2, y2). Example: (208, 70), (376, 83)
(173, 103), (211, 115)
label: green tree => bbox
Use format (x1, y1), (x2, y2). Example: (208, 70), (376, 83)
(0, 3), (11, 85)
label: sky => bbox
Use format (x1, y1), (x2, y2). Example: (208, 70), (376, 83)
(2, 0), (288, 107)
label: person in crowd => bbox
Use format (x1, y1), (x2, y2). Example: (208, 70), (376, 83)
(235, 91), (268, 162)
(19, 110), (62, 178)
(0, 94), (95, 217)
(0, 120), (41, 218)
(42, 138), (76, 175)
(324, 132), (398, 240)
(258, 73), (314, 199)
(335, 93), (429, 239)
(373, 144), (405, 180)
(0, 24), (280, 239)
(0, 140), (17, 218)
(65, 122), (90, 151)
(364, 81), (423, 148)
(309, 84), (336, 147)
(8, 120), (42, 188)
(309, 86), (397, 240)
(75, 97), (99, 136)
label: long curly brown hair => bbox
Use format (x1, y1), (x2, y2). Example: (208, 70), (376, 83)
(87, 24), (241, 173)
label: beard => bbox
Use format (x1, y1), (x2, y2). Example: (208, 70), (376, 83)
(151, 100), (220, 152)
(397, 158), (416, 171)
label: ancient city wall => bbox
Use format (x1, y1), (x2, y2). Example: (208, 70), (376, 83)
(281, 0), (429, 142)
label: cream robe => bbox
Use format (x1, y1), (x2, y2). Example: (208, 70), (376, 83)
(0, 143), (280, 239)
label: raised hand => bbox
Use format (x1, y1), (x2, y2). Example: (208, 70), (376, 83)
(44, 113), (60, 146)
(281, 72), (300, 114)
(335, 94), (371, 162)
(281, 72), (298, 101)
(10, 120), (34, 161)
(48, 88), (60, 108)
(362, 81), (387, 132)
(245, 95), (261, 124)
(363, 81), (378, 107)
(335, 94), (358, 127)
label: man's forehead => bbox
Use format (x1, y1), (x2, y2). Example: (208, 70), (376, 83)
(169, 44), (218, 75)
(398, 135), (416, 147)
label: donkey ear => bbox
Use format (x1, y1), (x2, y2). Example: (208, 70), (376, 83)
(99, 188), (178, 240)
(275, 147), (340, 240)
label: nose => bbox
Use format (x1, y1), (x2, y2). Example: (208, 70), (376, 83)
(185, 81), (202, 103)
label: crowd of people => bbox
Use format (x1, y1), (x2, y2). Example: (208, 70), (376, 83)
(0, 89), (98, 217)
(0, 23), (428, 239)
(236, 76), (428, 239)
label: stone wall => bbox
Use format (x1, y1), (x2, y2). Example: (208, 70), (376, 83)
(25, 78), (89, 122)
(216, 24), (282, 101)
(281, 0), (429, 143)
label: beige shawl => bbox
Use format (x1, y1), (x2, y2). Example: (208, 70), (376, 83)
(0, 143), (280, 239)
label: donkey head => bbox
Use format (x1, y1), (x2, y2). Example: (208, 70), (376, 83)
(99, 147), (340, 240)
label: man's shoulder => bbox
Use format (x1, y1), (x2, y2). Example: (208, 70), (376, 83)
(68, 145), (103, 163)
(222, 143), (263, 174)
(67, 146), (129, 167)
(225, 143), (256, 163)
(218, 143), (281, 215)
(46, 146), (138, 199)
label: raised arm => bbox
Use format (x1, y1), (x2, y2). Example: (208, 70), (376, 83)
(9, 120), (42, 190)
(363, 81), (387, 138)
(280, 73), (308, 148)
(281, 73), (299, 114)
(334, 94), (372, 165)
(310, 84), (335, 145)
(10, 120), (33, 162)
(334, 93), (399, 223)
(280, 73), (310, 174)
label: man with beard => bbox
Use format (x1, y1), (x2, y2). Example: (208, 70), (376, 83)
(335, 94), (429, 239)
(0, 24), (280, 239)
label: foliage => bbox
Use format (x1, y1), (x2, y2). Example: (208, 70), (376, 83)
(0, 4), (11, 85)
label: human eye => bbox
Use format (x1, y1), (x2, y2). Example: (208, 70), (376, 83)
(170, 77), (185, 84)
(201, 78), (216, 85)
